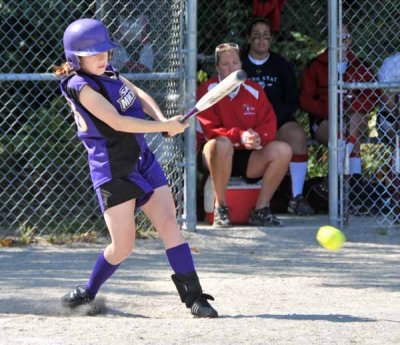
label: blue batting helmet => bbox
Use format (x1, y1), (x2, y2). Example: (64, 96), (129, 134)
(63, 18), (118, 70)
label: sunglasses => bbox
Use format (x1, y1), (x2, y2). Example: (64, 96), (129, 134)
(215, 42), (239, 51)
(215, 43), (239, 63)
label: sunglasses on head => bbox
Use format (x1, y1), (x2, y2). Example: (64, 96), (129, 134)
(215, 43), (239, 63)
(215, 42), (239, 52)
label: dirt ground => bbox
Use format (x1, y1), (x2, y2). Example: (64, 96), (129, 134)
(1, 215), (400, 345)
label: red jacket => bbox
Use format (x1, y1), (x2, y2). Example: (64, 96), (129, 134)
(252, 0), (286, 33)
(197, 76), (277, 150)
(299, 49), (376, 120)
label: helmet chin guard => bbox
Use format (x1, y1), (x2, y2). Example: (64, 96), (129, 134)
(63, 18), (118, 71)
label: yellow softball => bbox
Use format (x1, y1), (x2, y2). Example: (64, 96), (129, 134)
(316, 225), (346, 251)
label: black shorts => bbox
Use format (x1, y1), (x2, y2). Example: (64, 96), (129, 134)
(96, 177), (151, 213)
(198, 149), (260, 183)
(95, 147), (167, 213)
(231, 150), (252, 177)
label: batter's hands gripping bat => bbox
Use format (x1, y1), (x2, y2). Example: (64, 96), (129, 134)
(163, 70), (247, 136)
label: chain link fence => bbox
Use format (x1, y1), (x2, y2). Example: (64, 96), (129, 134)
(339, 1), (400, 227)
(197, 0), (400, 227)
(2, 0), (400, 236)
(0, 0), (185, 236)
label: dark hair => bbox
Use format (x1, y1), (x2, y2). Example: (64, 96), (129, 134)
(246, 17), (271, 37)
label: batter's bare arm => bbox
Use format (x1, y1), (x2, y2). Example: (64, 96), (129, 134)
(79, 85), (187, 134)
(120, 76), (166, 121)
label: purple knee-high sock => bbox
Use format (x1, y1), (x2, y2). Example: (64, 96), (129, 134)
(85, 252), (119, 298)
(166, 243), (195, 274)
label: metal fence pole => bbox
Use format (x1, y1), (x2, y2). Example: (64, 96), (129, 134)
(184, 0), (197, 231)
(328, 0), (339, 226)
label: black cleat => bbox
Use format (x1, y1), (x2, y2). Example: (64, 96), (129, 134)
(191, 293), (218, 318)
(171, 272), (219, 318)
(288, 195), (315, 216)
(249, 207), (283, 227)
(61, 285), (93, 308)
(61, 286), (105, 316)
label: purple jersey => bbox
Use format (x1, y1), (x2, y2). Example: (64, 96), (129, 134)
(59, 65), (163, 191)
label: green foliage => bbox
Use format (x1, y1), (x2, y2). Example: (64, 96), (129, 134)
(197, 0), (327, 81)
(197, 0), (400, 179)
(0, 90), (86, 179)
(307, 145), (329, 178)
(0, 222), (37, 247)
(221, 0), (252, 47)
(344, 0), (400, 67)
(2, 0), (399, 236)
(197, 0), (330, 178)
(0, 0), (95, 73)
(273, 32), (326, 80)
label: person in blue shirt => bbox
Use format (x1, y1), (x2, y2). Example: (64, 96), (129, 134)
(242, 18), (314, 216)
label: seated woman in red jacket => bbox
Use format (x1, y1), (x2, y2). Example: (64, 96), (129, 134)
(197, 42), (292, 228)
(299, 25), (376, 181)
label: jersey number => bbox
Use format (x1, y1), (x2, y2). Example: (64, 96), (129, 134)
(68, 100), (88, 133)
